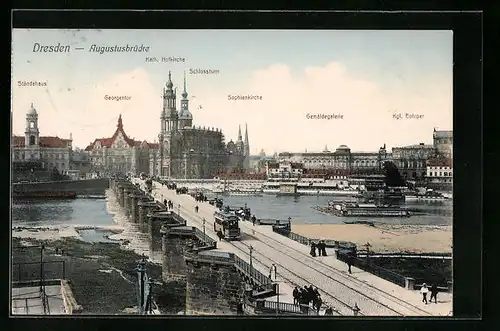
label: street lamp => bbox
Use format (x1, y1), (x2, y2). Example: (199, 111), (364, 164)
(178, 204), (181, 216)
(203, 218), (206, 237)
(249, 245), (253, 270)
(39, 245), (45, 293)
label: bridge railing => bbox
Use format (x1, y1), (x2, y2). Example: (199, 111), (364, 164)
(168, 226), (195, 236)
(193, 227), (217, 249)
(336, 252), (407, 288)
(233, 254), (274, 291)
(258, 300), (318, 315)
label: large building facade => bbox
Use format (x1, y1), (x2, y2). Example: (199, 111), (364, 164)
(12, 103), (73, 180)
(85, 115), (158, 175)
(272, 129), (453, 181)
(277, 144), (390, 176)
(150, 72), (250, 179)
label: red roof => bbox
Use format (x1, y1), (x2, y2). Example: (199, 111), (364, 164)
(84, 115), (158, 151)
(12, 135), (71, 148)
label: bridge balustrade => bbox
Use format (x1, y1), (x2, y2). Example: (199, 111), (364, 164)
(336, 252), (406, 288)
(193, 227), (217, 249)
(233, 255), (274, 290)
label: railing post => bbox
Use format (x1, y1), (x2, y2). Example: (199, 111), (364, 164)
(276, 282), (280, 315)
(39, 245), (45, 293)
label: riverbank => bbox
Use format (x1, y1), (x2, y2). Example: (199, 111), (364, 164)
(291, 223), (452, 254)
(12, 230), (185, 314)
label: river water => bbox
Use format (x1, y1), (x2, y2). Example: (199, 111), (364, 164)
(12, 191), (452, 229)
(216, 195), (452, 226)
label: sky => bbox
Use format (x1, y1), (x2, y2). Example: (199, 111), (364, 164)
(11, 29), (453, 154)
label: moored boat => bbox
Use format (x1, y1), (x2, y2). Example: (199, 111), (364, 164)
(405, 188), (448, 201)
(330, 202), (410, 217)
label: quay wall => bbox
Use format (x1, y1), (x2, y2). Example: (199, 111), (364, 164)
(12, 178), (109, 195)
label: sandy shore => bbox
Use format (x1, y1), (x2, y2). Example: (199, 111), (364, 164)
(292, 223), (452, 254)
(12, 224), (125, 241)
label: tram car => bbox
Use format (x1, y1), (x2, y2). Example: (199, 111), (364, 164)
(213, 210), (241, 240)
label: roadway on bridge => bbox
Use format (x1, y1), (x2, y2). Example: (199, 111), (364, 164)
(140, 179), (451, 316)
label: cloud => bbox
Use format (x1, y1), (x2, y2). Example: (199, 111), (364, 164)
(12, 68), (161, 148)
(12, 61), (452, 154)
(191, 61), (452, 154)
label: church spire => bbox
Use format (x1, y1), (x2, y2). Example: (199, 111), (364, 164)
(117, 114), (123, 128)
(237, 124), (242, 142)
(244, 123), (250, 156)
(182, 70), (188, 99)
(166, 71), (173, 89)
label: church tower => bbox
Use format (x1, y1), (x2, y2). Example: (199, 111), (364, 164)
(236, 124), (244, 155)
(161, 71), (178, 134)
(244, 123), (250, 156)
(159, 71), (178, 177)
(25, 103), (40, 147)
(178, 71), (193, 128)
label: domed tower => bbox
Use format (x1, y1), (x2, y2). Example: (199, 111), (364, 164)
(25, 103), (40, 147)
(178, 71), (193, 128)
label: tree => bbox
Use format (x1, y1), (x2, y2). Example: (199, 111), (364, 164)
(383, 161), (405, 187)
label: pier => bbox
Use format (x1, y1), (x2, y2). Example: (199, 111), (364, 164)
(112, 177), (451, 316)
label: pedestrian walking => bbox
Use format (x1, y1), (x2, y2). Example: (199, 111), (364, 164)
(251, 215), (256, 226)
(217, 230), (223, 241)
(292, 286), (299, 305)
(315, 296), (322, 313)
(310, 242), (317, 257)
(430, 284), (439, 303)
(347, 256), (352, 274)
(307, 285), (315, 306)
(353, 303), (360, 316)
(320, 240), (327, 256)
(420, 283), (429, 304)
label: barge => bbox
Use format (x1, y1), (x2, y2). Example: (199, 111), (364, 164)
(405, 189), (448, 201)
(330, 202), (410, 217)
(263, 180), (361, 196)
(13, 191), (77, 200)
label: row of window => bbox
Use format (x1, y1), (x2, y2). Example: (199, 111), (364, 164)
(428, 166), (452, 170)
(428, 171), (453, 177)
(12, 152), (68, 160)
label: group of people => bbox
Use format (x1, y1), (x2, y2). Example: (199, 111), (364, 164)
(420, 283), (440, 304)
(292, 285), (323, 313)
(310, 241), (328, 257)
(194, 192), (207, 202)
(163, 199), (174, 210)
